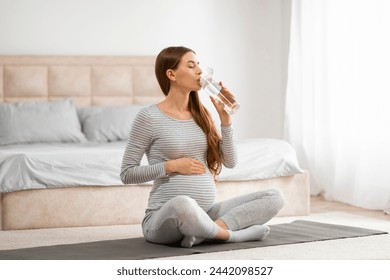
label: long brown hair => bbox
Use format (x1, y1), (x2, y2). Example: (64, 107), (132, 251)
(155, 46), (222, 177)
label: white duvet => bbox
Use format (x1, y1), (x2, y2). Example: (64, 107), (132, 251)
(0, 138), (303, 192)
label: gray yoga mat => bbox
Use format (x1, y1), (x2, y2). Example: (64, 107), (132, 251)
(0, 220), (387, 260)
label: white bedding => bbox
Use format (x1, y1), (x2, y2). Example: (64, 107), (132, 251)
(0, 138), (303, 193)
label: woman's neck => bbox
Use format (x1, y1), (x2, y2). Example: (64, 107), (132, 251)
(164, 88), (190, 112)
(158, 88), (192, 120)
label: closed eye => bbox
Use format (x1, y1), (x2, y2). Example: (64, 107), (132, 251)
(187, 60), (199, 69)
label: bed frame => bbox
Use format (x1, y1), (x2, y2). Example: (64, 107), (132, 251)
(0, 56), (310, 230)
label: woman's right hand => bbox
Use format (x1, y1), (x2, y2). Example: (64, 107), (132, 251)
(165, 157), (206, 175)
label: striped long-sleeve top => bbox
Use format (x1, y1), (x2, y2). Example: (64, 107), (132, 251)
(120, 104), (237, 214)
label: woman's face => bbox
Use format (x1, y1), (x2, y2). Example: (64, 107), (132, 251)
(172, 51), (203, 92)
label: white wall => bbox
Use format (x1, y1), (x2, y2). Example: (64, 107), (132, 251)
(0, 0), (291, 140)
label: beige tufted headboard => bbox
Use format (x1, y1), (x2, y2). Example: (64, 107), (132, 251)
(0, 56), (164, 106)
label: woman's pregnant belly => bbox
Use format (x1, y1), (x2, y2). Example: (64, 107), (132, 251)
(151, 172), (216, 212)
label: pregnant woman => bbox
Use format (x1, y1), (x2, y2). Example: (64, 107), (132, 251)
(120, 46), (285, 247)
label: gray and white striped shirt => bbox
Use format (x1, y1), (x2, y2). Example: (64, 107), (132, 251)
(120, 104), (237, 213)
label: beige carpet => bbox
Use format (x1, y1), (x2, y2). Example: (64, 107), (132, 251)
(1, 212), (390, 259)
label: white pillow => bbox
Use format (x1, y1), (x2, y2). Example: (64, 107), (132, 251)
(77, 104), (146, 142)
(0, 99), (86, 145)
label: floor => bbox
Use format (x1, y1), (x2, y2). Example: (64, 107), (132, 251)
(311, 195), (389, 221)
(0, 195), (389, 252)
(1, 194), (390, 264)
(2, 197), (388, 279)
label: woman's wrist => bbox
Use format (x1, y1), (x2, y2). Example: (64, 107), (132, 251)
(165, 160), (175, 174)
(220, 114), (232, 126)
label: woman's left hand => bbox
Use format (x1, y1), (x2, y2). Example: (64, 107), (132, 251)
(209, 82), (234, 126)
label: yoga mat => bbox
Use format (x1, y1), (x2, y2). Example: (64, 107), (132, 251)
(0, 220), (387, 260)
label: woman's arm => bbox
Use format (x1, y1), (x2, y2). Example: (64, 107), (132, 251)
(209, 83), (238, 168)
(120, 109), (166, 184)
(220, 124), (238, 168)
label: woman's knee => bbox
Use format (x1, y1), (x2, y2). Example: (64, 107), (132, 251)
(267, 189), (286, 211)
(142, 196), (200, 243)
(169, 195), (199, 216)
(168, 196), (214, 236)
(170, 195), (197, 207)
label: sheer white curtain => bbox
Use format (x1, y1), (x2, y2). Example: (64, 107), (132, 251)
(285, 0), (390, 210)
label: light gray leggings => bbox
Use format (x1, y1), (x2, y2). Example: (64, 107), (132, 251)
(142, 189), (285, 244)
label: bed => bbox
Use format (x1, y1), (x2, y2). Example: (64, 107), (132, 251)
(0, 56), (310, 230)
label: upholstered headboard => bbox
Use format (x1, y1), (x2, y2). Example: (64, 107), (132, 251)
(0, 56), (163, 106)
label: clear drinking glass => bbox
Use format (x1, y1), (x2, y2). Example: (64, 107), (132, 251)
(200, 68), (240, 114)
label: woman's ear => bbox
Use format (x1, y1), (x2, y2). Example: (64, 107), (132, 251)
(166, 69), (176, 81)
